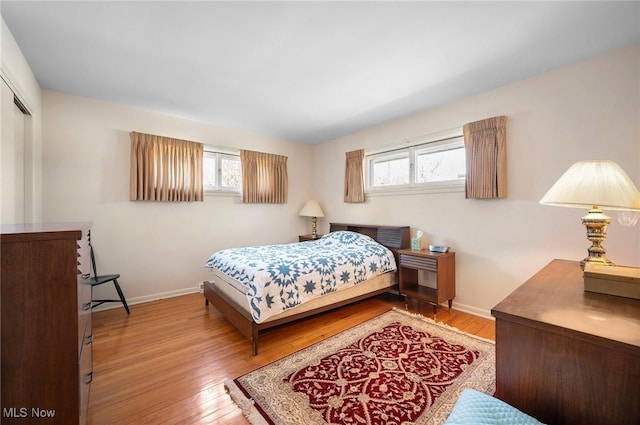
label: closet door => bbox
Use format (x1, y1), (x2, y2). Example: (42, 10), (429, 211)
(1, 79), (26, 224)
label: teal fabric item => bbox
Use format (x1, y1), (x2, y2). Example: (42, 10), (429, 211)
(444, 389), (544, 425)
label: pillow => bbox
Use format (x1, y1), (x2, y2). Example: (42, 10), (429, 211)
(444, 389), (544, 425)
(320, 231), (374, 244)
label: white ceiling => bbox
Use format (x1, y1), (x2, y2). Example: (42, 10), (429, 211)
(2, 1), (639, 144)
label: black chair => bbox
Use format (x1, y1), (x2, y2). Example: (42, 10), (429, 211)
(88, 230), (130, 314)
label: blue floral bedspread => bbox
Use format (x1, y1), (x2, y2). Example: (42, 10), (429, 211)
(204, 231), (396, 323)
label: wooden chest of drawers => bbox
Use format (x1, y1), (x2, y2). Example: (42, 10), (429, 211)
(491, 259), (640, 424)
(1, 223), (93, 425)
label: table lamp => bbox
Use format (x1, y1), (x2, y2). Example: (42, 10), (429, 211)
(299, 200), (325, 238)
(540, 160), (640, 268)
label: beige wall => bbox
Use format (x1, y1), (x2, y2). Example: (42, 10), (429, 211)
(312, 44), (640, 317)
(41, 91), (315, 304)
(36, 37), (640, 315)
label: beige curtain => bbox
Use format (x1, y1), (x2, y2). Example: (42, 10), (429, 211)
(241, 150), (288, 203)
(344, 149), (365, 203)
(129, 132), (203, 202)
(463, 116), (507, 199)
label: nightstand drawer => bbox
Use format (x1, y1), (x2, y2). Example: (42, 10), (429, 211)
(400, 254), (438, 271)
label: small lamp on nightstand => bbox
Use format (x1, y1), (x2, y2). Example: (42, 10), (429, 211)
(299, 200), (325, 238)
(540, 160), (640, 268)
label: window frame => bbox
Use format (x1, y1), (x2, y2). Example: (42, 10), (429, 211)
(365, 132), (465, 196)
(203, 146), (242, 196)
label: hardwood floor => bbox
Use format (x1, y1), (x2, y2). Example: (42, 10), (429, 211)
(88, 292), (495, 425)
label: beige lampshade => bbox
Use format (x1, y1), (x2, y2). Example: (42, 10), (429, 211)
(299, 200), (325, 217)
(540, 160), (640, 211)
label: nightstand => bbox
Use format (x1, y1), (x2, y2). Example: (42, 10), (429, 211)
(299, 234), (323, 242)
(398, 248), (455, 315)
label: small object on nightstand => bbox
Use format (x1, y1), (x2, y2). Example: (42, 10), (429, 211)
(429, 244), (449, 253)
(299, 234), (323, 242)
(411, 230), (424, 250)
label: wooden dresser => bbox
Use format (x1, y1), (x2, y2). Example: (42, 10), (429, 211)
(1, 223), (92, 425)
(491, 259), (640, 425)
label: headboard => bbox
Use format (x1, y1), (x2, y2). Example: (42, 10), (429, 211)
(329, 223), (410, 267)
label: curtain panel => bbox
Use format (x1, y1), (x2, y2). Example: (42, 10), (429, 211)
(129, 131), (204, 202)
(463, 116), (507, 199)
(344, 149), (365, 203)
(240, 150), (288, 204)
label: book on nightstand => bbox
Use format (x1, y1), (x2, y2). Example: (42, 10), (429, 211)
(583, 263), (640, 300)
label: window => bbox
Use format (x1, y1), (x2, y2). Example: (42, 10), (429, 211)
(366, 135), (465, 194)
(415, 141), (466, 183)
(203, 148), (242, 194)
(370, 151), (410, 187)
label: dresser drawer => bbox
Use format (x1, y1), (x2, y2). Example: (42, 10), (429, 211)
(78, 228), (93, 425)
(77, 228), (91, 276)
(79, 310), (93, 358)
(78, 275), (92, 352)
(79, 334), (93, 425)
(77, 229), (92, 357)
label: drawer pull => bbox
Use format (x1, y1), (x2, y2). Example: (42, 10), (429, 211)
(82, 302), (92, 311)
(85, 334), (94, 345)
(85, 371), (94, 384)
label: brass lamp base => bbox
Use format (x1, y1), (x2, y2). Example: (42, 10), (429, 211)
(311, 216), (318, 238)
(580, 206), (613, 269)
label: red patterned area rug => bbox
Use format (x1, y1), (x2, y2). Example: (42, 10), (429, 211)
(225, 308), (495, 425)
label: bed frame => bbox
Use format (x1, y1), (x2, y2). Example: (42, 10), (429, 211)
(203, 222), (410, 355)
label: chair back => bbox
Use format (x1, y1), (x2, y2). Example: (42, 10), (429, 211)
(87, 230), (99, 278)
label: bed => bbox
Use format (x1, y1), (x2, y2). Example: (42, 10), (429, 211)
(203, 223), (410, 355)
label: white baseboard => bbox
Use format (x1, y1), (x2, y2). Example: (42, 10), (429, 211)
(92, 285), (201, 312)
(448, 301), (494, 320)
(93, 283), (494, 321)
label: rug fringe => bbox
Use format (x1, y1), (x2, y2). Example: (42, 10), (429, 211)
(224, 379), (270, 425)
(391, 307), (495, 344)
